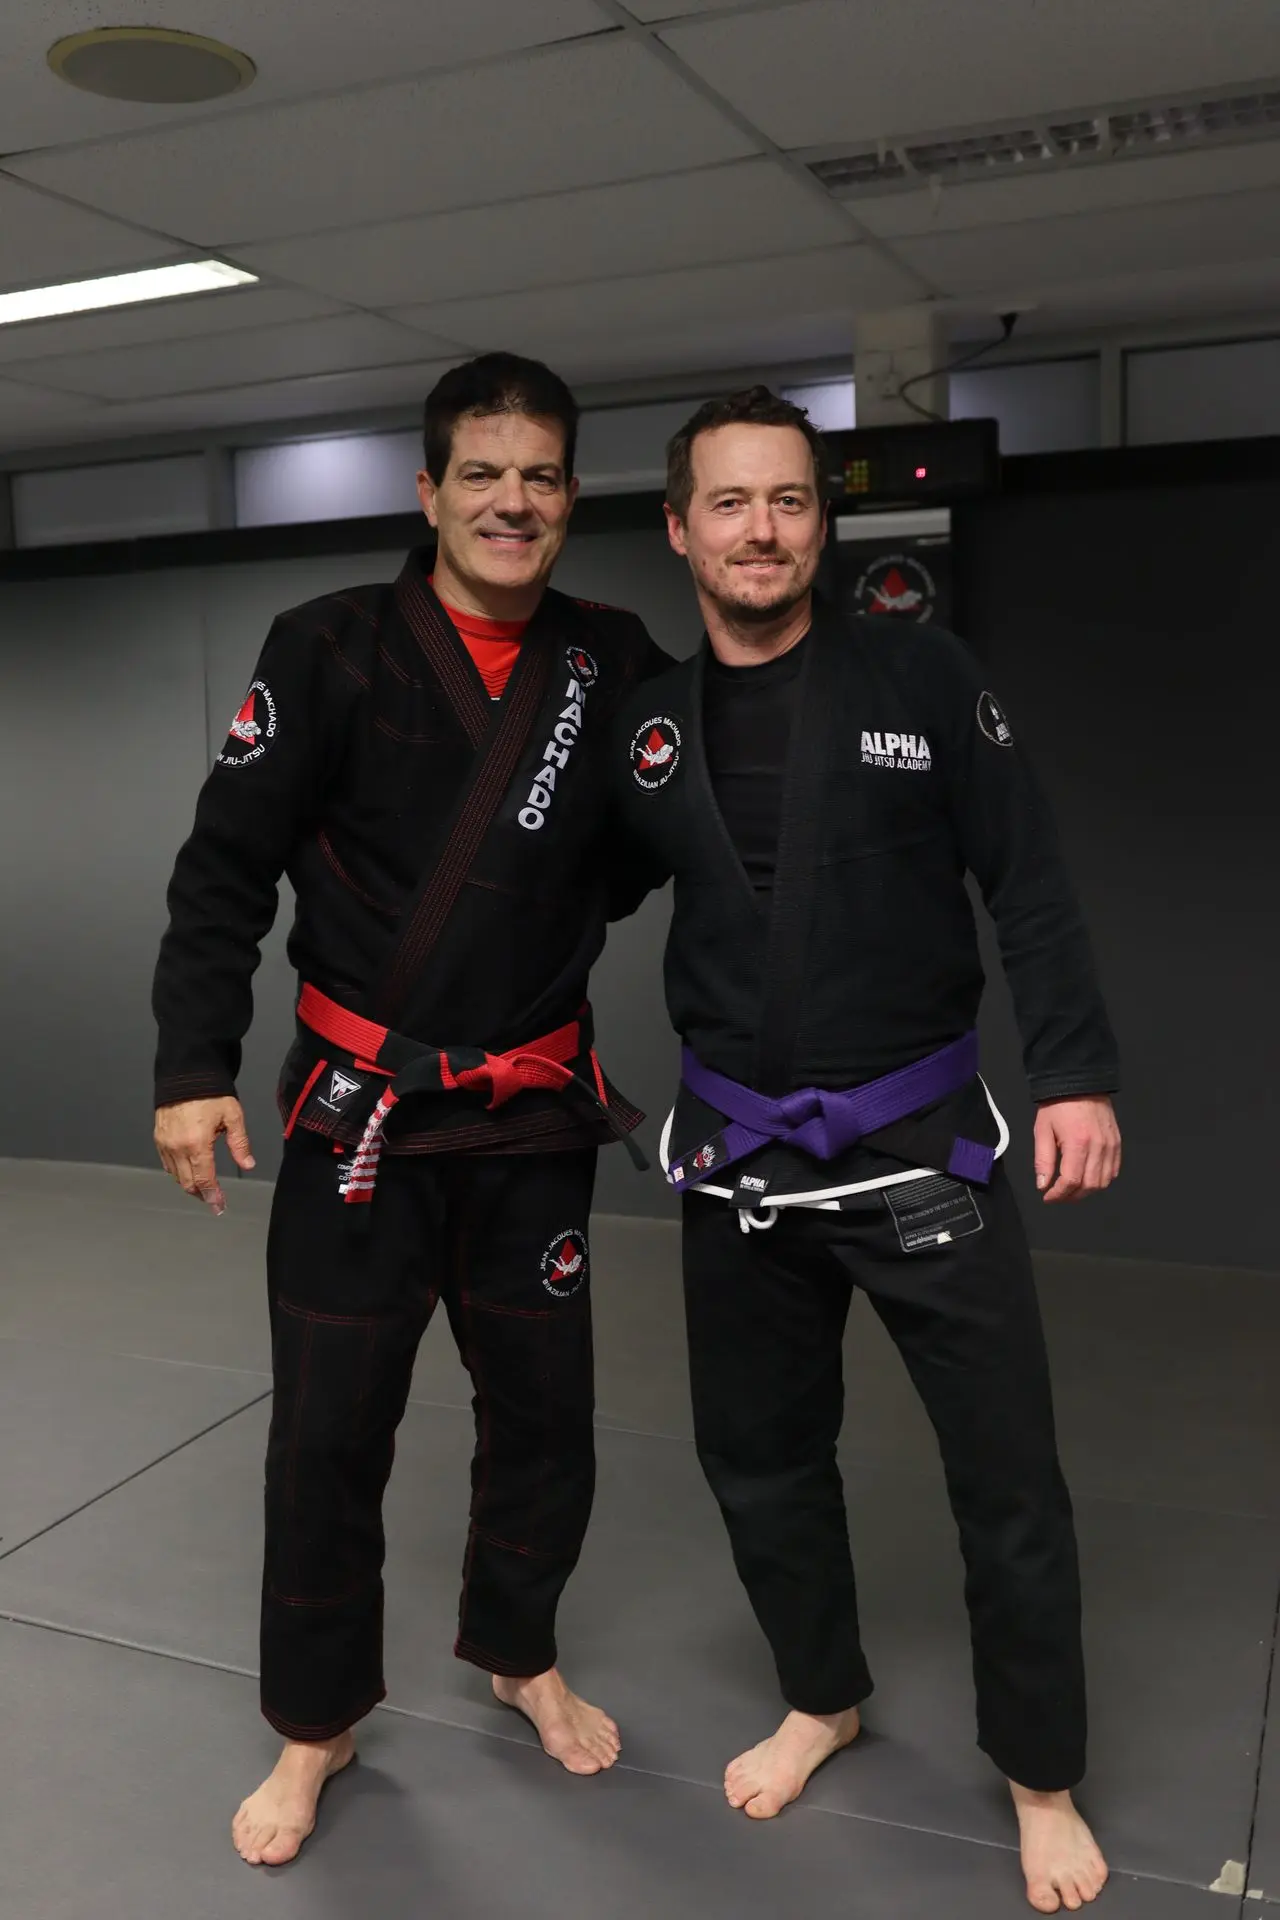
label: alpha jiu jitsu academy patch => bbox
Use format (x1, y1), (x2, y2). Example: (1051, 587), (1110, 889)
(630, 716), (682, 790)
(217, 680), (277, 768)
(540, 1229), (589, 1299)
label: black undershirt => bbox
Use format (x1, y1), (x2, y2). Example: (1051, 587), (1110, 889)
(702, 634), (807, 900)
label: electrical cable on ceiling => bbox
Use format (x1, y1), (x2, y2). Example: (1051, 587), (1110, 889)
(895, 312), (1021, 423)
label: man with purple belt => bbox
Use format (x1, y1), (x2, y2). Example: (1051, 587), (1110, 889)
(612, 388), (1121, 1915)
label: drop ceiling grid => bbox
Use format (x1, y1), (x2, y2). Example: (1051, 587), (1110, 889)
(658, 0), (1280, 149)
(0, 287), (347, 368)
(4, 37), (759, 247)
(234, 159), (854, 309)
(0, 176), (187, 293)
(0, 0), (616, 153)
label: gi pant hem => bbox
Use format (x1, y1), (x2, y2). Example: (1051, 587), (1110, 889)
(261, 1684), (387, 1743)
(454, 1633), (559, 1679)
(780, 1674), (876, 1718)
(977, 1735), (1087, 1796)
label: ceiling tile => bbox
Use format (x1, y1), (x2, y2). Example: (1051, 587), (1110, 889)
(553, 306), (861, 384)
(0, 374), (106, 449)
(15, 312), (463, 402)
(71, 358), (461, 437)
(1007, 256), (1280, 335)
(0, 0), (610, 152)
(9, 38), (755, 247)
(238, 159), (851, 307)
(0, 175), (182, 292)
(661, 0), (1280, 149)
(851, 142), (1280, 241)
(894, 186), (1280, 297)
(394, 244), (914, 366)
(0, 285), (342, 366)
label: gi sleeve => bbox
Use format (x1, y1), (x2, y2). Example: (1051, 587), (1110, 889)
(931, 631), (1120, 1102)
(152, 616), (337, 1107)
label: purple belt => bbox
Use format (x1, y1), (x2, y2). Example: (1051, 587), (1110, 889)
(668, 1032), (994, 1190)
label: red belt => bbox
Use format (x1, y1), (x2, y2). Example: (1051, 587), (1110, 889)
(292, 984), (608, 1205)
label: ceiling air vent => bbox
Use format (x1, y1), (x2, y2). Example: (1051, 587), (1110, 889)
(805, 82), (1280, 199)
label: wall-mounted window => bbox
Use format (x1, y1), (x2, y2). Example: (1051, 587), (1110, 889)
(235, 431), (422, 527)
(1126, 337), (1280, 445)
(12, 454), (210, 547)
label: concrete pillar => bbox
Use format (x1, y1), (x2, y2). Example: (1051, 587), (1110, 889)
(853, 306), (950, 426)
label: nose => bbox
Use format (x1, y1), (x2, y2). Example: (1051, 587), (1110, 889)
(493, 469), (532, 519)
(744, 498), (776, 545)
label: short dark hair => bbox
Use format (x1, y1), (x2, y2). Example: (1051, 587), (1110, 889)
(423, 352), (579, 484)
(666, 385), (827, 519)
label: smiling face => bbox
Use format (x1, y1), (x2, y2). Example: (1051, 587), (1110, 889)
(665, 422), (826, 627)
(418, 411), (578, 613)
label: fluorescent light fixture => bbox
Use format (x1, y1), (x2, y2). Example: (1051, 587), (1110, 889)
(0, 258), (258, 328)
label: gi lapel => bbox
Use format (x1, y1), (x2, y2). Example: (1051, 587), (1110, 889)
(687, 641), (767, 917)
(369, 586), (557, 1027)
(394, 550), (491, 748)
(752, 602), (843, 1094)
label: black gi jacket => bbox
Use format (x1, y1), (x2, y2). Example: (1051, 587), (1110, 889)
(612, 598), (1119, 1199)
(154, 546), (669, 1155)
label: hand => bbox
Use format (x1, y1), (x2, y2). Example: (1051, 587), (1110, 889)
(154, 1097), (255, 1214)
(1033, 1096), (1121, 1204)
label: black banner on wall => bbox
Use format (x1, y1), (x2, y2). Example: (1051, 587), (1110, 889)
(829, 508), (952, 628)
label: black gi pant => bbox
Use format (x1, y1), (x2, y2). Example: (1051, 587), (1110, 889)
(260, 1130), (598, 1741)
(682, 1167), (1086, 1793)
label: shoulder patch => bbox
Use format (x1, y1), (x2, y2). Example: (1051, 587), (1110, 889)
(218, 680), (278, 768)
(976, 690), (1014, 746)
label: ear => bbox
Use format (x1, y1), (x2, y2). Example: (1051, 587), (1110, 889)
(819, 499), (830, 550)
(416, 469), (439, 528)
(664, 503), (688, 558)
(564, 474), (581, 517)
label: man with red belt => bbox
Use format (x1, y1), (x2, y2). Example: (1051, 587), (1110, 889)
(152, 353), (669, 1866)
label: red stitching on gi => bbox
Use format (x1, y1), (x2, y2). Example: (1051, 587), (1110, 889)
(275, 1297), (381, 1328)
(376, 641), (419, 686)
(473, 1527), (550, 1558)
(262, 1687), (386, 1742)
(374, 716), (439, 745)
(466, 1302), (555, 1321)
(317, 830), (398, 917)
(283, 1059), (327, 1139)
(334, 593), (377, 628)
(321, 625), (371, 688)
(268, 1579), (370, 1607)
(453, 1637), (542, 1677)
(397, 571), (490, 747)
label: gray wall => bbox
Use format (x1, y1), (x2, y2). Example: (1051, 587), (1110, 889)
(1, 488), (1276, 1265)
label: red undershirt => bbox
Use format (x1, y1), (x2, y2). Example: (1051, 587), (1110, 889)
(433, 578), (529, 700)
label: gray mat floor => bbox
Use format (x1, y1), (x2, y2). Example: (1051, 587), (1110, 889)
(2, 1157), (1278, 1917)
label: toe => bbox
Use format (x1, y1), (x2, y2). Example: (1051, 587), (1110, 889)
(260, 1827), (303, 1867)
(1027, 1884), (1061, 1914)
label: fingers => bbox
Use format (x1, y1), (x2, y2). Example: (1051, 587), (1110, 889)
(223, 1113), (257, 1173)
(1042, 1135), (1087, 1204)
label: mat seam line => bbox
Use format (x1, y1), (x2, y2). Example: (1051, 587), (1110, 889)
(0, 1609), (1250, 1897)
(0, 1390), (272, 1563)
(1241, 1556), (1280, 1901)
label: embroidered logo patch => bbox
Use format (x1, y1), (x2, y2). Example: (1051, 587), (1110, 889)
(977, 691), (1014, 746)
(860, 728), (932, 773)
(691, 1141), (718, 1171)
(852, 554), (937, 623)
(566, 645), (599, 688)
(631, 715), (682, 790)
(217, 680), (277, 768)
(319, 1070), (363, 1114)
(540, 1229), (589, 1298)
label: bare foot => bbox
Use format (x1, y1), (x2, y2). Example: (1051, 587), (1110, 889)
(492, 1668), (621, 1775)
(231, 1731), (356, 1867)
(725, 1706), (861, 1819)
(1011, 1782), (1109, 1912)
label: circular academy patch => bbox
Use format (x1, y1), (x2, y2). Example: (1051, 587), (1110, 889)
(976, 690), (1014, 746)
(631, 715), (682, 790)
(566, 645), (599, 689)
(853, 552), (937, 623)
(217, 680), (277, 768)
(540, 1229), (589, 1299)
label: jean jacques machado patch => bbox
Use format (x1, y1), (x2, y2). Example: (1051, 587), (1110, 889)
(518, 663), (593, 831)
(218, 680), (277, 768)
(631, 716), (682, 790)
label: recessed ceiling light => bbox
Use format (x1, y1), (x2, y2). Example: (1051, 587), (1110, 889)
(48, 27), (256, 103)
(0, 261), (259, 328)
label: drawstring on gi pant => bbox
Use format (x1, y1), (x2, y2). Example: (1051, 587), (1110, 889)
(738, 1206), (780, 1234)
